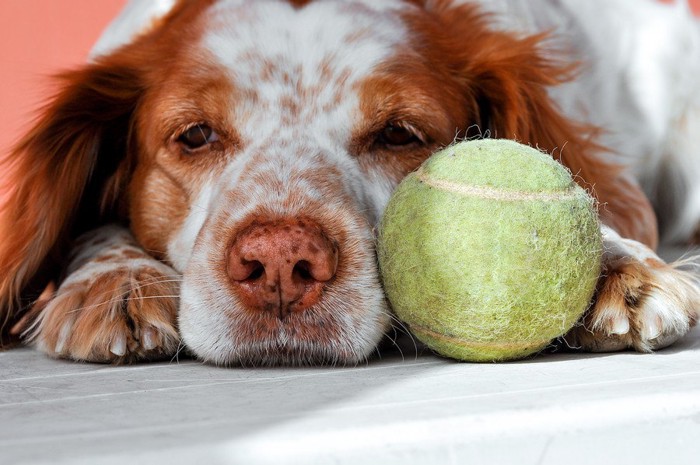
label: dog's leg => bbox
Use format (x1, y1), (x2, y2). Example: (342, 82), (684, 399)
(565, 226), (699, 352)
(23, 225), (180, 363)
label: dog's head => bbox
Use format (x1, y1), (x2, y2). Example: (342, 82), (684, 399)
(0, 0), (598, 365)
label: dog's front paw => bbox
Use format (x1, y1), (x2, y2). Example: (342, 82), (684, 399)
(566, 228), (699, 352)
(25, 228), (181, 363)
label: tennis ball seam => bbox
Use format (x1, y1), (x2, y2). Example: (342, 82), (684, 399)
(410, 323), (553, 351)
(415, 166), (581, 202)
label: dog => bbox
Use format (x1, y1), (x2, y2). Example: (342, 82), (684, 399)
(1, 0), (699, 365)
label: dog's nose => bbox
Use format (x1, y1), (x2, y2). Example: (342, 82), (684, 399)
(227, 218), (338, 319)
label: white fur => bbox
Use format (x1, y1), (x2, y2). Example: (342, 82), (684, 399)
(174, 1), (412, 364)
(470, 0), (700, 242)
(167, 181), (216, 273)
(89, 0), (178, 60)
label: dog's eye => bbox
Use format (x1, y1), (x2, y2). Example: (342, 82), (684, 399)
(177, 124), (219, 150)
(377, 124), (422, 148)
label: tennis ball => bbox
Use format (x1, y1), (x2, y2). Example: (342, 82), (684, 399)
(377, 139), (602, 362)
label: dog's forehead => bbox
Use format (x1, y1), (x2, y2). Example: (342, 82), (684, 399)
(202, 1), (410, 95)
(190, 0), (417, 145)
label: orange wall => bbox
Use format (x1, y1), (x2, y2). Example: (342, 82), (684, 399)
(0, 0), (126, 161)
(1, 0), (699, 171)
(662, 0), (700, 11)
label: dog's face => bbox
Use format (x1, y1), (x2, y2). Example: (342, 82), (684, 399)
(1, 0), (593, 365)
(131, 1), (474, 364)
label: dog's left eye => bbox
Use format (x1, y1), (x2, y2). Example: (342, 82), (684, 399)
(377, 124), (422, 148)
(177, 124), (219, 151)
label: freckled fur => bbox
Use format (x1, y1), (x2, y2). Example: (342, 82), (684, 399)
(566, 226), (700, 353)
(25, 226), (180, 363)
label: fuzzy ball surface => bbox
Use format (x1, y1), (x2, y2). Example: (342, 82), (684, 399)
(378, 139), (602, 362)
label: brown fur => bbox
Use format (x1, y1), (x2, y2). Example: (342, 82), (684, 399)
(0, 1), (216, 340)
(404, 2), (659, 247)
(0, 62), (144, 339)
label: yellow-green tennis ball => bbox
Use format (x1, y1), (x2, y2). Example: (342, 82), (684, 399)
(378, 139), (602, 362)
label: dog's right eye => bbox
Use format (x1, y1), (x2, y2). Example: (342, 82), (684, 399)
(177, 124), (219, 151)
(373, 122), (425, 151)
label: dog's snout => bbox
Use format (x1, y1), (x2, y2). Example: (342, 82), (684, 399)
(227, 218), (338, 319)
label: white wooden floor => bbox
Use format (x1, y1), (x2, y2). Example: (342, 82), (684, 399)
(2, 326), (700, 464)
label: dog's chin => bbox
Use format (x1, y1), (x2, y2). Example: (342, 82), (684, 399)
(196, 334), (377, 368)
(178, 268), (392, 367)
(179, 304), (391, 367)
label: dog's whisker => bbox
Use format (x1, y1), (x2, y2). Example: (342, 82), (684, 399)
(171, 340), (188, 364)
(57, 294), (180, 316)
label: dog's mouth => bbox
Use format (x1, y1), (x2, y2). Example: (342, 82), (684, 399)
(178, 211), (392, 367)
(208, 309), (375, 367)
(179, 280), (391, 366)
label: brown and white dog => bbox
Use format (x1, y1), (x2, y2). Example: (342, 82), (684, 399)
(1, 0), (699, 365)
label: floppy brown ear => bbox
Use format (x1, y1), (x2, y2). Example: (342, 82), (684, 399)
(0, 59), (144, 334)
(429, 2), (658, 248)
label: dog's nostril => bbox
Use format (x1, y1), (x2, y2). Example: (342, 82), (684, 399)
(229, 258), (266, 282)
(293, 260), (313, 282)
(243, 260), (265, 281)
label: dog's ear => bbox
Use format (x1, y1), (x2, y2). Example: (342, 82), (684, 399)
(423, 2), (658, 248)
(0, 56), (145, 330)
(422, 5), (584, 148)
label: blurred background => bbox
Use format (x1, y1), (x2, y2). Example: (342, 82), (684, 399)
(1, 0), (699, 169)
(0, 0), (126, 167)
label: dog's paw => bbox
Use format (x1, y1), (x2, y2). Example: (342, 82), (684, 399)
(565, 228), (699, 352)
(25, 227), (181, 363)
